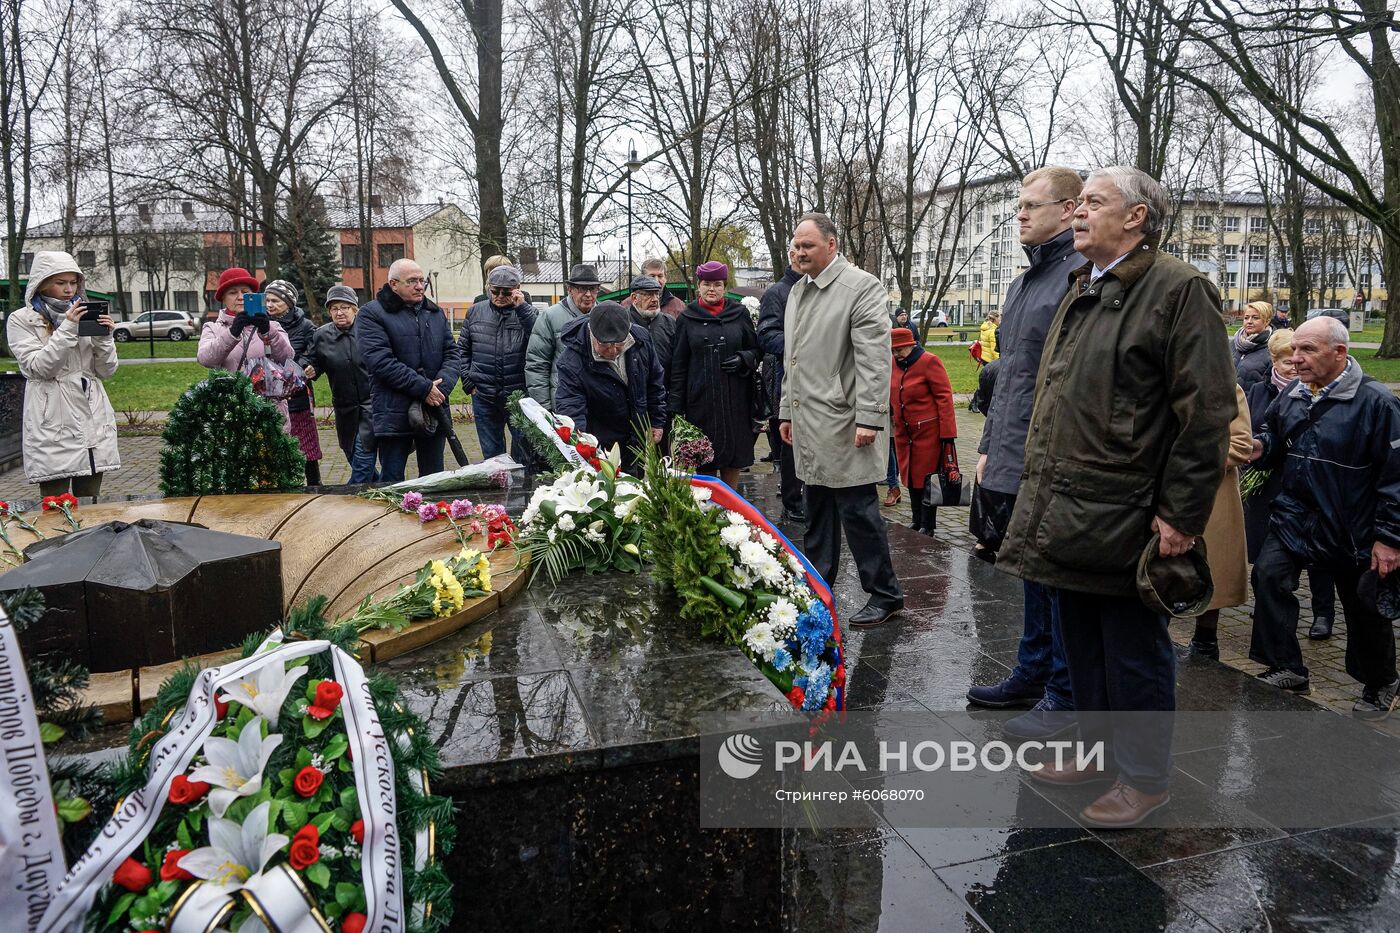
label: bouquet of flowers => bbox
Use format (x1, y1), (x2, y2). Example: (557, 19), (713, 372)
(362, 453), (525, 496)
(670, 415), (714, 473)
(344, 545), (493, 632)
(382, 492), (518, 549)
(516, 460), (647, 583)
(507, 392), (605, 474)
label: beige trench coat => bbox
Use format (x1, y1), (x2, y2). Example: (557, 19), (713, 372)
(778, 254), (891, 488)
(1203, 385), (1253, 610)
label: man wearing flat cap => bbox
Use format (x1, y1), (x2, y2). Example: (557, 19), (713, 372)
(458, 264), (538, 459)
(624, 274), (676, 377)
(526, 263), (602, 409)
(554, 300), (666, 474)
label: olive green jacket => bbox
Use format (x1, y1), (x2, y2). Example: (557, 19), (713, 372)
(996, 238), (1236, 597)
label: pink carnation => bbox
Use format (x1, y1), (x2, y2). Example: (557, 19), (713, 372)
(448, 499), (474, 520)
(417, 502), (439, 523)
(467, 519), (483, 535)
(401, 492), (424, 511)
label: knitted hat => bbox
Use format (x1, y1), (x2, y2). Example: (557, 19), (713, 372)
(590, 301), (631, 343)
(695, 261), (728, 282)
(214, 267), (259, 301)
(891, 327), (917, 349)
(263, 279), (298, 312)
(325, 284), (359, 308)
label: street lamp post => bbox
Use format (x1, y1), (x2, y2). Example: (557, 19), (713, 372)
(625, 142), (643, 274)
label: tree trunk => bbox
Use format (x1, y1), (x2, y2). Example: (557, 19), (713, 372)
(474, 0), (507, 261)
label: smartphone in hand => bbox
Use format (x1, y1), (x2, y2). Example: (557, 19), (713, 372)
(243, 293), (267, 317)
(79, 299), (110, 336)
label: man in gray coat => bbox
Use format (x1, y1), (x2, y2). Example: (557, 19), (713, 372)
(625, 274), (676, 374)
(778, 213), (902, 627)
(525, 263), (601, 408)
(966, 167), (1084, 738)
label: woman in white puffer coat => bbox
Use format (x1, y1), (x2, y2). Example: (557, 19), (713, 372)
(6, 251), (120, 497)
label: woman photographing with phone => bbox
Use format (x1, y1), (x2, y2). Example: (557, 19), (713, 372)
(6, 250), (120, 497)
(197, 267), (297, 426)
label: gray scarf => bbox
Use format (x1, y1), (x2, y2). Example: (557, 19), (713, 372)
(34, 295), (72, 328)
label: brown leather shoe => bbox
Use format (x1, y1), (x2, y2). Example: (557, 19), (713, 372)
(1080, 781), (1170, 828)
(883, 486), (901, 507)
(1026, 758), (1111, 786)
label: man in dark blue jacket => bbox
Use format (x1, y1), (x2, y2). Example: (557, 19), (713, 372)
(554, 301), (665, 475)
(459, 265), (537, 459)
(756, 252), (804, 522)
(355, 259), (461, 483)
(1249, 316), (1400, 719)
(965, 167), (1084, 739)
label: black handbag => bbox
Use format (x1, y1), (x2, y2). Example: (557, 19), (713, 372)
(969, 484), (1016, 557)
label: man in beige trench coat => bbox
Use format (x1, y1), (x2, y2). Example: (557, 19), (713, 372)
(779, 212), (903, 626)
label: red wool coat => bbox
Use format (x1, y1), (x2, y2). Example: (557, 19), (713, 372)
(889, 349), (956, 490)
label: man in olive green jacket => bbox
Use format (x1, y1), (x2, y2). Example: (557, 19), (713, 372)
(998, 166), (1235, 828)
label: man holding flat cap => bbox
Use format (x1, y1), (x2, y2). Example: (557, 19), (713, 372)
(554, 300), (666, 474)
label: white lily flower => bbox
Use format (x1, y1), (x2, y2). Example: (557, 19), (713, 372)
(615, 482), (643, 499)
(556, 480), (606, 514)
(178, 800), (288, 891)
(219, 661), (308, 728)
(188, 716), (283, 817)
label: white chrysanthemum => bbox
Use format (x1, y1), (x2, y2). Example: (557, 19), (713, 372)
(725, 510), (746, 525)
(742, 621), (778, 660)
(720, 524), (750, 548)
(547, 527), (558, 543)
(768, 599), (799, 635)
(738, 540), (768, 569)
(691, 487), (712, 503)
(557, 513), (576, 532)
(613, 502), (632, 520)
(786, 554), (803, 574)
(758, 531), (778, 552)
(757, 555), (787, 586)
(522, 505), (540, 526)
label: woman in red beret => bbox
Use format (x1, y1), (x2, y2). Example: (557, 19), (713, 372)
(889, 327), (957, 534)
(197, 267), (296, 426)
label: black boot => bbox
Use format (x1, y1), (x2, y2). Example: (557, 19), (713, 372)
(1308, 615), (1334, 640)
(305, 459), (322, 487)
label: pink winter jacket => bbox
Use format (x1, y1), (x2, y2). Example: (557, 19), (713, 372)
(197, 311), (296, 423)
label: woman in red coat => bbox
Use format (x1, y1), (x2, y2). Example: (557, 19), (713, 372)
(890, 327), (957, 534)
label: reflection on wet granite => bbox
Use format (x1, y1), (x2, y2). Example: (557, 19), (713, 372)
(788, 835), (991, 932)
(938, 838), (1219, 932)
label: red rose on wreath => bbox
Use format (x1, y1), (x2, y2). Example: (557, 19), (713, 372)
(160, 849), (195, 882)
(575, 442), (597, 459)
(314, 680), (344, 709)
(214, 695), (230, 718)
(786, 687), (805, 707)
(168, 773), (211, 805)
(293, 765), (324, 797)
(288, 824), (320, 869)
(587, 457), (601, 469)
(113, 856), (153, 892)
(556, 425), (572, 444)
(350, 818), (365, 845)
(342, 912), (368, 933)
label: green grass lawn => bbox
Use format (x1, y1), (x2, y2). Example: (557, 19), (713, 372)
(116, 339), (200, 359)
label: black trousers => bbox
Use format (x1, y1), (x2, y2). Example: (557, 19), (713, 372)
(1055, 589), (1175, 794)
(804, 483), (902, 608)
(1250, 532), (1397, 688)
(777, 427), (804, 514)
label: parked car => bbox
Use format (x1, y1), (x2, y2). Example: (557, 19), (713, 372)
(1306, 307), (1349, 324)
(111, 310), (198, 342)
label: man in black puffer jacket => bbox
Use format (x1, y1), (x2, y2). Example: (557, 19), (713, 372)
(356, 259), (461, 483)
(458, 265), (537, 459)
(1249, 316), (1400, 718)
(554, 302), (665, 475)
(306, 285), (376, 483)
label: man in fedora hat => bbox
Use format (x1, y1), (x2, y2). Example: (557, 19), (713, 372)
(996, 167), (1235, 827)
(1248, 316), (1400, 719)
(526, 263), (602, 409)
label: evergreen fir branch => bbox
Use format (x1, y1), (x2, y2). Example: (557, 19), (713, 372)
(507, 390), (568, 474)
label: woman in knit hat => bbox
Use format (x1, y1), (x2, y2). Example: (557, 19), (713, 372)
(6, 250), (120, 497)
(889, 327), (957, 534)
(264, 279), (324, 486)
(669, 261), (760, 487)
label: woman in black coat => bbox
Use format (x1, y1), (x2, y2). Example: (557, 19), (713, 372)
(669, 261), (759, 487)
(1231, 300), (1275, 390)
(1243, 327), (1337, 639)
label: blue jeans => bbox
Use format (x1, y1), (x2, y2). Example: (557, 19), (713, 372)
(886, 440), (899, 488)
(349, 437), (379, 485)
(472, 394), (524, 460)
(377, 435), (446, 484)
(1009, 581), (1074, 708)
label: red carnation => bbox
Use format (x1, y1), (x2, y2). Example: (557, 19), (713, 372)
(350, 818), (365, 845)
(113, 856), (152, 892)
(40, 496), (57, 511)
(556, 425), (572, 443)
(288, 824), (320, 870)
(60, 493), (78, 508)
(832, 667), (846, 688)
(168, 773), (210, 805)
(436, 500), (450, 515)
(786, 687), (805, 708)
(342, 913), (367, 933)
(160, 849), (194, 882)
(825, 695), (837, 711)
(575, 443), (597, 459)
(293, 765), (324, 797)
(587, 457), (601, 469)
(314, 680), (344, 709)
(0, 501), (9, 514)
